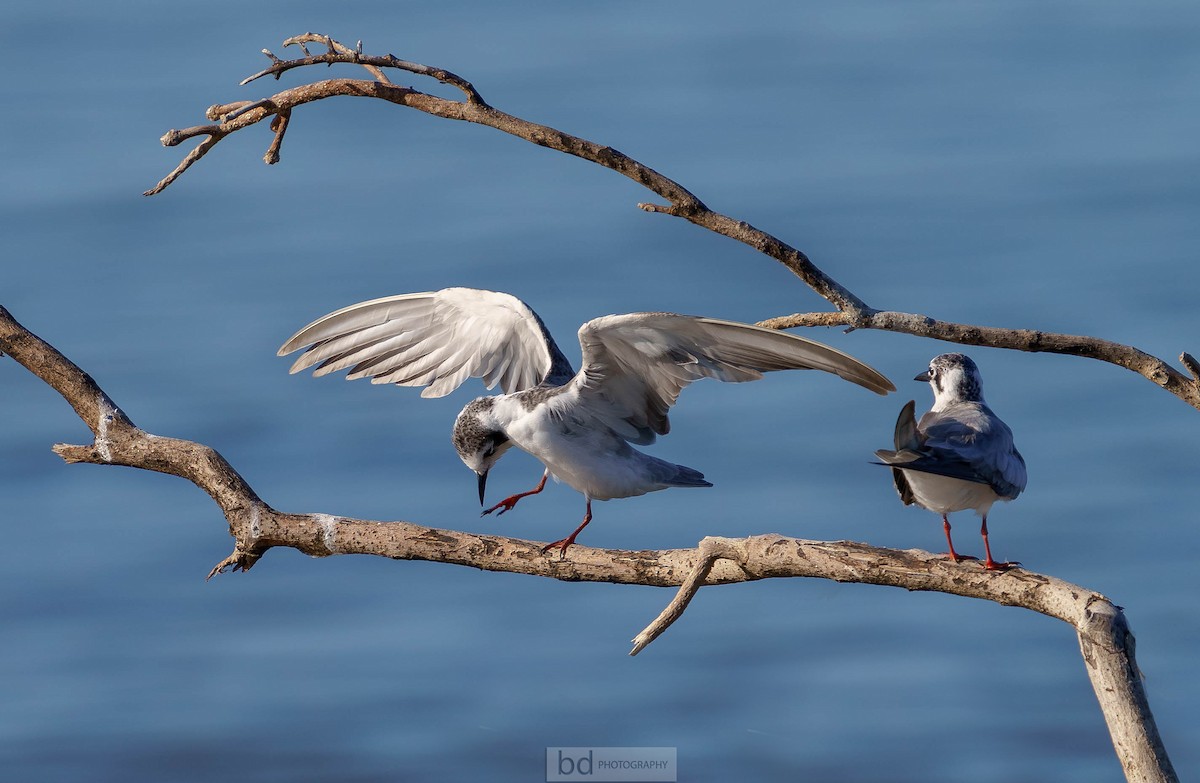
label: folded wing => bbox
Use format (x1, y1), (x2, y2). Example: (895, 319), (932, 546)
(874, 402), (1027, 500)
(569, 313), (895, 444)
(919, 407), (1027, 499)
(278, 288), (575, 397)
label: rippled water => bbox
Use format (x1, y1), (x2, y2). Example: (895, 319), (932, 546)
(2, 2), (1198, 781)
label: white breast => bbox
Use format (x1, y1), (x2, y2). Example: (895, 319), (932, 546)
(499, 396), (659, 501)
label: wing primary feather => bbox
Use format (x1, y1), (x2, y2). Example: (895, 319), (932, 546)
(567, 312), (894, 448)
(278, 288), (578, 397)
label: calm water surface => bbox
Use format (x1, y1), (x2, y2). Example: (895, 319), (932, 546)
(2, 2), (1198, 781)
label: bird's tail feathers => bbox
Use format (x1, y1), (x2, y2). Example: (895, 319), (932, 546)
(658, 461), (712, 488)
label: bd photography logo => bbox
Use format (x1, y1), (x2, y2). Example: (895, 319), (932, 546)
(546, 747), (677, 782)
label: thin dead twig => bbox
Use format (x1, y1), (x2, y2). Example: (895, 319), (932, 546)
(630, 536), (748, 656)
(760, 310), (1197, 404)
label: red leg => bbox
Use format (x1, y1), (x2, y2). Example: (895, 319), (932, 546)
(942, 515), (978, 563)
(482, 470), (549, 517)
(981, 516), (1020, 571)
(542, 499), (593, 557)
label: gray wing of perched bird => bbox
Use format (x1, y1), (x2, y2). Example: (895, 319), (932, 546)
(278, 288), (576, 397)
(874, 400), (1027, 502)
(566, 312), (896, 446)
(918, 404), (1027, 499)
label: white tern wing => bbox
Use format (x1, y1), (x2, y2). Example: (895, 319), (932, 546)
(565, 313), (894, 444)
(278, 288), (575, 397)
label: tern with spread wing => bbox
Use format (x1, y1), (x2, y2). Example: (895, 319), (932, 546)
(280, 287), (895, 555)
(874, 353), (1026, 570)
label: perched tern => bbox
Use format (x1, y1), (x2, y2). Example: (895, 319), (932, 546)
(279, 287), (895, 554)
(874, 353), (1026, 570)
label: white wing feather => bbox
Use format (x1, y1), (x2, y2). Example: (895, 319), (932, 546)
(567, 313), (894, 444)
(278, 288), (572, 397)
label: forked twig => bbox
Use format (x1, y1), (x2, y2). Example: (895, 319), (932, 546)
(630, 537), (747, 655)
(265, 109), (290, 164)
(144, 135), (222, 196)
(242, 34), (394, 87)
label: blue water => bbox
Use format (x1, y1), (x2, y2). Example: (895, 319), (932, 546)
(2, 2), (1198, 781)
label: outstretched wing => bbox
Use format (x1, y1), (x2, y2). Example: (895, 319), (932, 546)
(565, 313), (895, 445)
(278, 288), (575, 398)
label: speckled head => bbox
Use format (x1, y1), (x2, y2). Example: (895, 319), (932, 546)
(917, 353), (985, 407)
(452, 396), (513, 504)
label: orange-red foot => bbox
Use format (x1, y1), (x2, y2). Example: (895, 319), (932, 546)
(541, 537), (577, 558)
(482, 495), (524, 517)
(542, 499), (592, 558)
(942, 552), (979, 564)
(984, 559), (1021, 571)
(482, 473), (548, 517)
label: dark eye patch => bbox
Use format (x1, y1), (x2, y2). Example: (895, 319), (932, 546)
(484, 433), (510, 457)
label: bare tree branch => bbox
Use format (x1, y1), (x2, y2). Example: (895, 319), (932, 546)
(143, 35), (1200, 413)
(0, 297), (1179, 783)
(759, 310), (1197, 404)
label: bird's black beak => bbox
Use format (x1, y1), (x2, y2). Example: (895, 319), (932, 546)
(477, 470), (488, 506)
(914, 370), (931, 382)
